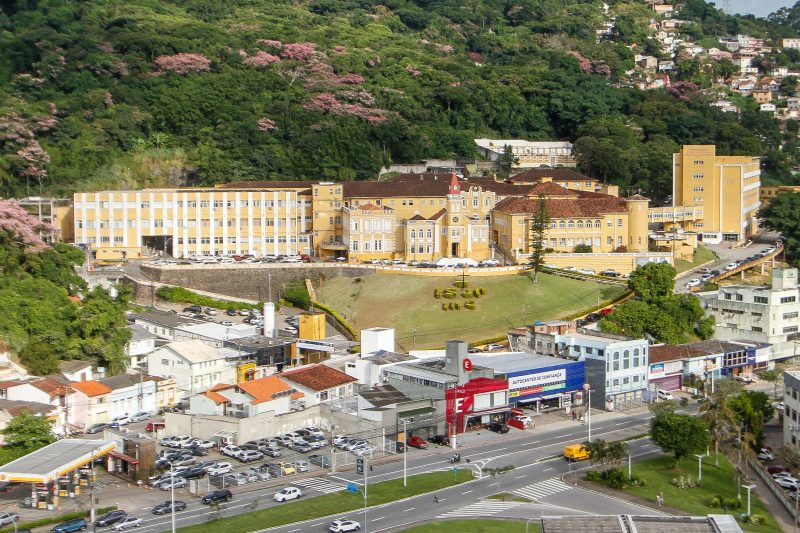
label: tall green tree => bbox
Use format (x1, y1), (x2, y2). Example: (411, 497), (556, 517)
(496, 145), (519, 179)
(1, 412), (55, 450)
(728, 390), (774, 446)
(758, 368), (784, 400)
(759, 192), (800, 266)
(628, 262), (676, 304)
(650, 411), (710, 466)
(700, 379), (740, 466)
(528, 194), (550, 284)
(18, 338), (60, 376)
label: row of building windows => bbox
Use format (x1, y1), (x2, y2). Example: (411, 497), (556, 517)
(78, 218), (307, 230)
(606, 374), (644, 387)
(350, 240), (393, 252)
(80, 199), (299, 209)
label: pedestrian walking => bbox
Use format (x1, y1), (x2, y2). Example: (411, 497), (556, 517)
(571, 410), (576, 421)
(656, 492), (663, 507)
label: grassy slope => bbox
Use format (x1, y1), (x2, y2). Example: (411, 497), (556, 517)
(674, 245), (717, 274)
(401, 520), (541, 532)
(316, 272), (625, 349)
(177, 471), (472, 533)
(621, 455), (779, 533)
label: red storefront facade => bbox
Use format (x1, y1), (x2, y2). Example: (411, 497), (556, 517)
(445, 377), (509, 435)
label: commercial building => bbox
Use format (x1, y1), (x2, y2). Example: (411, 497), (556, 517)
(700, 268), (800, 361)
(667, 144), (760, 243)
(783, 371), (800, 449)
(280, 364), (357, 408)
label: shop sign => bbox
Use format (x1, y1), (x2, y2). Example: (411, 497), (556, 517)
(508, 369), (566, 398)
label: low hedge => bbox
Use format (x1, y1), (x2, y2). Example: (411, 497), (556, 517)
(453, 281), (469, 288)
(312, 301), (358, 340)
(468, 335), (506, 347)
(441, 303), (449, 311)
(283, 281), (311, 309)
(434, 288), (442, 298)
(465, 301), (476, 310)
(156, 286), (264, 311)
(0, 505), (118, 533)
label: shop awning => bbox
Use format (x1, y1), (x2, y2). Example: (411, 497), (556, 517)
(108, 450), (139, 465)
(398, 406), (436, 418)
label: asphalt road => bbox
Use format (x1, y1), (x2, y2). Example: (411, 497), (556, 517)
(125, 410), (660, 533)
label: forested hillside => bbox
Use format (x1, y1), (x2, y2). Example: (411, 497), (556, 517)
(1, 0), (799, 199)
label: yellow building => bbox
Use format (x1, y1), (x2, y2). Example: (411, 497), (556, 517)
(670, 145), (760, 243)
(760, 185), (800, 208)
(491, 181), (649, 260)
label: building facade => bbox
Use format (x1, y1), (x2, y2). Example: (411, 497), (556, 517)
(670, 144), (760, 243)
(700, 268), (800, 361)
(146, 341), (236, 397)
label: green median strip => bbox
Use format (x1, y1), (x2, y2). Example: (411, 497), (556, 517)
(177, 470), (474, 533)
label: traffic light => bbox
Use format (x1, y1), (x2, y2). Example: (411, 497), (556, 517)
(356, 458), (364, 474)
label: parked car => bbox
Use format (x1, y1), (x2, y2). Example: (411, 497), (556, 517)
(219, 445), (243, 458)
(657, 390), (674, 401)
(488, 422), (510, 433)
(238, 450), (264, 463)
(263, 447), (282, 458)
(758, 448), (775, 461)
(309, 454), (331, 468)
(767, 466), (786, 475)
(223, 472), (256, 486)
(110, 415), (131, 426)
(201, 489), (233, 504)
(85, 423), (107, 434)
(725, 262), (738, 271)
(207, 462), (233, 476)
(152, 501), (186, 515)
(249, 466), (272, 481)
(182, 438), (214, 449)
(112, 517), (142, 531)
(187, 446), (209, 457)
(181, 466), (207, 479)
(485, 343), (504, 351)
(145, 421), (165, 432)
(279, 462), (296, 475)
(288, 442), (312, 453)
(94, 510), (127, 527)
(735, 374), (754, 384)
(599, 269), (620, 277)
(428, 435), (450, 446)
(158, 477), (188, 491)
(407, 435), (428, 449)
(777, 477), (800, 490)
(329, 519), (361, 532)
(226, 308), (238, 316)
(51, 518), (87, 533)
(273, 487), (303, 502)
(511, 415), (534, 428)
(685, 278), (702, 288)
(0, 512), (18, 527)
(129, 411), (150, 422)
(577, 268), (596, 276)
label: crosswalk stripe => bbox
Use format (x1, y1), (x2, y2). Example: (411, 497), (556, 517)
(513, 478), (572, 501)
(291, 478), (345, 494)
(437, 500), (522, 518)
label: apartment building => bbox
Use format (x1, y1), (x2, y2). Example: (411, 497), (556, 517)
(701, 268), (800, 361)
(669, 144), (760, 243)
(783, 371), (800, 449)
(760, 185), (800, 208)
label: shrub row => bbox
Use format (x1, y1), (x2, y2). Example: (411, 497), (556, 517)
(465, 300), (476, 310)
(0, 505), (118, 533)
(453, 281), (469, 288)
(585, 468), (645, 489)
(468, 335), (506, 347)
(283, 281), (311, 309)
(312, 301), (358, 340)
(156, 286), (264, 311)
(709, 496), (742, 509)
(442, 302), (462, 311)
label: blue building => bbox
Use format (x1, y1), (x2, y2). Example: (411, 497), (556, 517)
(468, 352), (585, 411)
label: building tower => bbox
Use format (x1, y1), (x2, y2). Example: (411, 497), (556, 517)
(625, 194), (650, 253)
(446, 173), (462, 258)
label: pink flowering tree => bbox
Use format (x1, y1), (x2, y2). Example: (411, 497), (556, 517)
(303, 92), (389, 124)
(257, 39), (283, 49)
(0, 198), (53, 252)
(154, 53), (212, 74)
(16, 140), (51, 177)
(281, 42), (316, 62)
(336, 73), (364, 85)
(242, 52), (281, 67)
(257, 117), (277, 131)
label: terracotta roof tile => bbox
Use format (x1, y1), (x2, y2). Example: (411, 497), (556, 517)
(236, 375), (303, 404)
(30, 378), (68, 397)
(204, 391), (229, 404)
(0, 381), (23, 390)
(509, 168), (594, 182)
(493, 191), (627, 218)
(527, 182), (579, 197)
(649, 344), (709, 363)
(70, 381), (112, 397)
(281, 364), (357, 392)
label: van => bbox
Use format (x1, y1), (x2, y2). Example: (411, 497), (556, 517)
(146, 421), (166, 432)
(564, 444), (590, 462)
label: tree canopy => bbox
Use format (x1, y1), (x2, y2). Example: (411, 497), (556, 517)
(650, 410), (710, 464)
(759, 192), (800, 266)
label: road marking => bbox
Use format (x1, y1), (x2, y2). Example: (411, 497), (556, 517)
(515, 475), (526, 479)
(542, 467), (554, 472)
(311, 523), (324, 526)
(513, 477), (573, 501)
(438, 500), (523, 518)
(373, 516), (385, 521)
(462, 490), (472, 494)
(289, 529), (300, 532)
(403, 507), (415, 512)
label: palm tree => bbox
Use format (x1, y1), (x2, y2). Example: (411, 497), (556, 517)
(700, 382), (739, 466)
(583, 439), (608, 467)
(606, 441), (629, 467)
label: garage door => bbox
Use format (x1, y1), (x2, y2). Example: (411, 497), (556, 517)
(655, 374), (682, 391)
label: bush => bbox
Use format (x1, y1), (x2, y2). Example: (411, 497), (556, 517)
(743, 514), (764, 524)
(283, 281), (311, 309)
(454, 302), (460, 310)
(442, 303), (449, 311)
(473, 288), (480, 298)
(723, 497), (742, 509)
(461, 291), (471, 298)
(0, 506), (117, 533)
(585, 470), (602, 481)
(709, 496), (721, 508)
(478, 287), (486, 295)
(312, 301), (357, 339)
(603, 468), (629, 489)
(443, 289), (457, 299)
(453, 281), (469, 288)
(448, 302), (455, 310)
(679, 397), (689, 407)
(465, 301), (476, 310)
(671, 475), (700, 488)
(156, 286), (263, 311)
(434, 288), (442, 298)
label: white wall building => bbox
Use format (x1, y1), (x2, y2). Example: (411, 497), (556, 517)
(126, 324), (158, 368)
(783, 371), (800, 449)
(146, 340), (237, 397)
(474, 138), (576, 168)
(188, 375), (302, 417)
(281, 364), (357, 407)
(98, 374), (157, 418)
(701, 268), (800, 361)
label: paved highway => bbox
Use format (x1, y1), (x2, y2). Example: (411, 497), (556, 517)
(129, 410), (661, 533)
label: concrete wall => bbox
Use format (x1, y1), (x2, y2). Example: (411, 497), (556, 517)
(141, 264), (374, 302)
(544, 253), (672, 275)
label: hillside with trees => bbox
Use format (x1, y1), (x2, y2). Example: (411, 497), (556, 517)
(1, 0), (799, 198)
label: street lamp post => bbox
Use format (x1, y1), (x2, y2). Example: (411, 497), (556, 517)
(170, 462), (177, 533)
(583, 384), (592, 442)
(695, 453), (707, 482)
(401, 418), (409, 487)
(742, 484), (756, 516)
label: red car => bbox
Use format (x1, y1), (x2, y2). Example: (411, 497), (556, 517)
(407, 435), (428, 449)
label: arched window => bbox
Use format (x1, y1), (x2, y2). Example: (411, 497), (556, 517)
(426, 229), (432, 239)
(410, 230), (416, 239)
(577, 220), (584, 228)
(586, 220), (592, 228)
(559, 220), (566, 228)
(484, 197), (490, 207)
(473, 197), (479, 207)
(594, 220), (601, 228)
(568, 220), (574, 228)
(551, 221), (557, 228)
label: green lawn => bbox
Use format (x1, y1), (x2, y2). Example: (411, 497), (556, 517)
(401, 519), (540, 532)
(177, 470), (473, 533)
(619, 455), (780, 532)
(674, 245), (717, 273)
(316, 272), (625, 349)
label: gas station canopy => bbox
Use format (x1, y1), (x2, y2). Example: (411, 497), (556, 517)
(0, 439), (115, 483)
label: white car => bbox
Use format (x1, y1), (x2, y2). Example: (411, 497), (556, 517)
(758, 448), (775, 461)
(207, 462), (233, 476)
(220, 445), (244, 458)
(657, 390), (675, 401)
(725, 262), (738, 271)
(330, 519), (361, 532)
(113, 517), (143, 530)
(273, 486), (303, 502)
(485, 343), (505, 351)
(511, 415), (533, 428)
(223, 472), (257, 486)
(129, 411), (150, 422)
(777, 476), (800, 490)
(685, 278), (702, 288)
(183, 438), (214, 449)
(577, 268), (596, 276)
(111, 415), (131, 426)
(159, 477), (188, 491)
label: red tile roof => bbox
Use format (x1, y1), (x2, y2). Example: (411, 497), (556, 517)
(236, 375), (303, 404)
(494, 189), (627, 218)
(30, 378), (68, 397)
(281, 364), (357, 392)
(0, 381), (22, 390)
(526, 182), (580, 198)
(70, 381), (112, 397)
(509, 168), (594, 182)
(204, 391), (230, 404)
